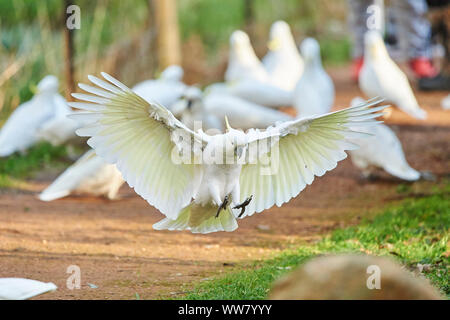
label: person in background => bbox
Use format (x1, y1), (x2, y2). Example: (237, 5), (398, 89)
(348, 0), (438, 82)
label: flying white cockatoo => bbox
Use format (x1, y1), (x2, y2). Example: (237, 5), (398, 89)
(69, 73), (385, 234)
(39, 149), (124, 201)
(0, 75), (68, 156)
(359, 30), (427, 120)
(132, 65), (187, 109)
(262, 20), (304, 91)
(293, 38), (335, 117)
(348, 97), (420, 181)
(0, 278), (56, 300)
(171, 87), (292, 131)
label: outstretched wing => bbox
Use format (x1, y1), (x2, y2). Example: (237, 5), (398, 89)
(239, 98), (386, 217)
(69, 72), (206, 219)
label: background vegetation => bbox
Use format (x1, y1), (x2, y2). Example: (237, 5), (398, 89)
(0, 0), (349, 124)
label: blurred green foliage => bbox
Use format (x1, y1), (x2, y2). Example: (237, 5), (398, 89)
(1, 0), (349, 120)
(0, 142), (70, 187)
(178, 0), (245, 52)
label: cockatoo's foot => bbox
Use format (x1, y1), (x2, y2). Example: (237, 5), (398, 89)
(234, 195), (253, 218)
(215, 195), (230, 218)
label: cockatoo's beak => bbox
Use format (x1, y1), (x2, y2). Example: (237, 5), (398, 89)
(224, 116), (231, 132)
(268, 38), (281, 51)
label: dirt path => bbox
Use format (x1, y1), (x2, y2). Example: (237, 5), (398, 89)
(0, 67), (449, 299)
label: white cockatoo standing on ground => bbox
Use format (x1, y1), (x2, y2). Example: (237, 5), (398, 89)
(223, 30), (293, 107)
(359, 30), (427, 120)
(70, 72), (385, 234)
(293, 38), (335, 118)
(170, 87), (224, 132)
(132, 65), (187, 109)
(205, 81), (293, 109)
(39, 149), (124, 201)
(225, 30), (270, 84)
(348, 97), (421, 181)
(0, 75), (68, 156)
(202, 92), (292, 130)
(262, 20), (303, 91)
(0, 278), (56, 300)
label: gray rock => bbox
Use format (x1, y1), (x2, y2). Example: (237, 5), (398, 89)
(269, 254), (443, 300)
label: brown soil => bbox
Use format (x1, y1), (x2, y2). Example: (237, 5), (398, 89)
(0, 66), (449, 299)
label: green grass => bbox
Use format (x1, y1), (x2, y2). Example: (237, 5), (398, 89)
(0, 142), (71, 187)
(182, 184), (450, 299)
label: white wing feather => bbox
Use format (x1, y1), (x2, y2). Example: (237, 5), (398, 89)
(69, 73), (205, 219)
(239, 98), (386, 217)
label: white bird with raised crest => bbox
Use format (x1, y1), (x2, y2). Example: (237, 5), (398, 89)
(69, 73), (385, 234)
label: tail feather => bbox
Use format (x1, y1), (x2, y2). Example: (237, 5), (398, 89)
(384, 163), (420, 181)
(38, 171), (80, 201)
(39, 189), (71, 202)
(153, 202), (238, 234)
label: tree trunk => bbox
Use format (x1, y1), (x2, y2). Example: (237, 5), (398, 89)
(63, 0), (75, 100)
(152, 0), (181, 70)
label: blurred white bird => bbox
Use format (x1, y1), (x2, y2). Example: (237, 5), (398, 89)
(35, 106), (87, 146)
(348, 97), (420, 181)
(225, 30), (269, 83)
(0, 278), (56, 300)
(262, 20), (304, 91)
(39, 149), (124, 201)
(132, 65), (187, 108)
(170, 87), (224, 132)
(222, 30), (294, 107)
(205, 81), (293, 109)
(293, 38), (335, 117)
(172, 88), (292, 131)
(203, 92), (292, 130)
(359, 31), (427, 120)
(0, 75), (68, 157)
(442, 94), (450, 110)
(70, 73), (385, 233)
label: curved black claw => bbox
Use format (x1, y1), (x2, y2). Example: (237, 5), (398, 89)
(215, 195), (230, 218)
(233, 195), (253, 218)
